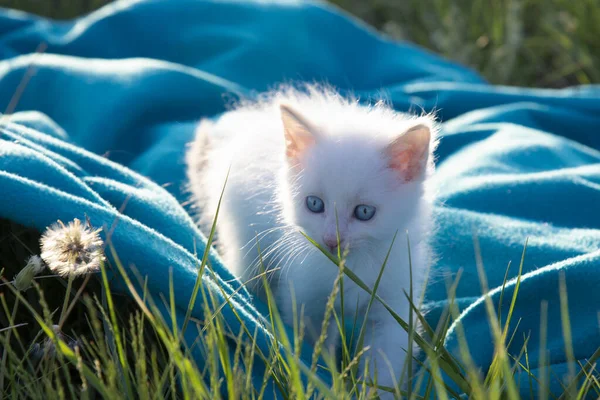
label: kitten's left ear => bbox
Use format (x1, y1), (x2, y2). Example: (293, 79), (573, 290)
(280, 103), (317, 164)
(385, 121), (434, 182)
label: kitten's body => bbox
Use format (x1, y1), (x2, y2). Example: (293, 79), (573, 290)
(186, 86), (437, 395)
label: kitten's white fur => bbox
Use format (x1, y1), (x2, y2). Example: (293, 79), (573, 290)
(186, 85), (438, 396)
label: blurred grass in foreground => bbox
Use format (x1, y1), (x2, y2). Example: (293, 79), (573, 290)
(5, 0), (598, 88)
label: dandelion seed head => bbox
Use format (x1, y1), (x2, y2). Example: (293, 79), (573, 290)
(40, 218), (105, 278)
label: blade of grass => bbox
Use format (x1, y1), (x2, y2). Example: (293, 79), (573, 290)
(99, 259), (134, 399)
(181, 168), (230, 336)
(472, 233), (519, 399)
(558, 271), (577, 399)
(354, 231), (397, 374)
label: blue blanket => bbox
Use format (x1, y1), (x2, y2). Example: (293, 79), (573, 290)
(1, 0), (599, 397)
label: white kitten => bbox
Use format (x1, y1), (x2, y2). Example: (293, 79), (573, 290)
(186, 85), (437, 396)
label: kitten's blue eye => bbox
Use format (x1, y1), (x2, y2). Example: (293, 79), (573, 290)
(306, 196), (325, 213)
(354, 205), (376, 221)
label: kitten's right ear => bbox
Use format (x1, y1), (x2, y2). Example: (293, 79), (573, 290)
(280, 103), (316, 163)
(385, 120), (434, 182)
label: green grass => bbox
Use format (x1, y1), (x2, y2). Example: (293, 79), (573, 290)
(5, 0), (600, 88)
(2, 212), (600, 399)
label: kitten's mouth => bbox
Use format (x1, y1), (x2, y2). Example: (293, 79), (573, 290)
(323, 243), (350, 256)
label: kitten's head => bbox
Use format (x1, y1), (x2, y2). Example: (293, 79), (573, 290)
(278, 100), (437, 257)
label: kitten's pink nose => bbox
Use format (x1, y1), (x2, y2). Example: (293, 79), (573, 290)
(323, 235), (342, 251)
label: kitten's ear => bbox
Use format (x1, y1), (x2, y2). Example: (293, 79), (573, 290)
(280, 103), (316, 163)
(385, 121), (433, 182)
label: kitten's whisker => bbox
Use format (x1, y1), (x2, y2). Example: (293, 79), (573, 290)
(240, 225), (291, 252)
(245, 232), (303, 279)
(262, 242), (299, 275)
(278, 242), (312, 283)
(240, 226), (297, 268)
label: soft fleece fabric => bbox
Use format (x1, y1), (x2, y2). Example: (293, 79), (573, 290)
(0, 0), (599, 397)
